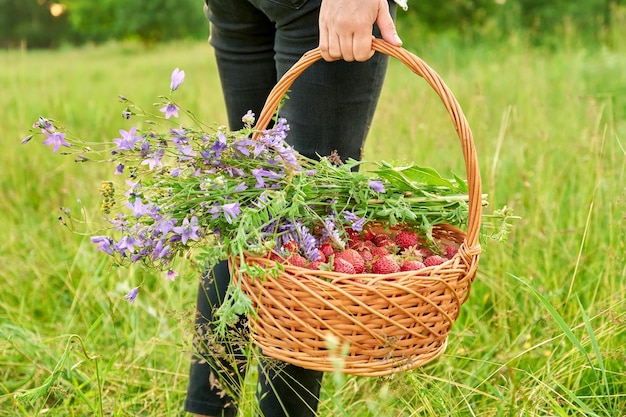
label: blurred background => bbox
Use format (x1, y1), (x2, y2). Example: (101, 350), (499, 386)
(1, 0), (625, 50)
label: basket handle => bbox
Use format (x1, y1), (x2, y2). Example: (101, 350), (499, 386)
(252, 38), (482, 248)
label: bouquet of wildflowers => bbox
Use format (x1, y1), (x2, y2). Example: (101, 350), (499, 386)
(24, 68), (512, 308)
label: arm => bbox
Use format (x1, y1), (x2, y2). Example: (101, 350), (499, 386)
(318, 0), (402, 62)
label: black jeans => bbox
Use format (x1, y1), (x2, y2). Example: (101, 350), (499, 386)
(185, 1), (395, 416)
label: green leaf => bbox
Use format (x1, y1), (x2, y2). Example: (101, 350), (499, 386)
(374, 165), (462, 193)
(453, 173), (469, 193)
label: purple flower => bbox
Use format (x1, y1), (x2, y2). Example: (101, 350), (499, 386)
(113, 235), (137, 254)
(115, 163), (125, 175)
(222, 202), (241, 224)
(160, 103), (180, 119)
(344, 211), (366, 232)
(209, 204), (221, 219)
(294, 220), (319, 261)
(152, 239), (171, 260)
(233, 182), (248, 192)
(113, 127), (143, 151)
(141, 149), (165, 170)
(42, 131), (70, 153)
(170, 127), (188, 144)
(155, 218), (177, 235)
(241, 110), (255, 126)
(321, 216), (345, 250)
(233, 139), (254, 156)
(251, 167), (284, 188)
(165, 269), (178, 281)
(125, 180), (141, 198)
(170, 68), (185, 91)
(173, 216), (200, 244)
(126, 198), (153, 218)
(34, 116), (55, 133)
(176, 143), (197, 159)
(369, 180), (386, 193)
(91, 235), (114, 255)
(124, 287), (139, 303)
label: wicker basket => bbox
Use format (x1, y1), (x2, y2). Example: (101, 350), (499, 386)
(231, 38), (482, 376)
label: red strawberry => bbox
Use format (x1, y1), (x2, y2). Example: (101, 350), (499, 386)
(358, 249), (374, 263)
(320, 243), (334, 258)
(335, 249), (365, 274)
(372, 255), (400, 274)
(269, 251), (284, 262)
(372, 234), (391, 246)
(372, 246), (389, 258)
(363, 229), (376, 241)
(395, 230), (419, 250)
(282, 240), (300, 254)
(307, 261), (323, 270)
(333, 257), (356, 274)
(349, 238), (369, 251)
(424, 255), (446, 267)
(420, 248), (434, 258)
(286, 254), (307, 267)
(444, 245), (458, 259)
(379, 240), (398, 255)
(400, 260), (426, 271)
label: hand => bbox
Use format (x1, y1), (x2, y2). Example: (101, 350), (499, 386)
(319, 0), (402, 62)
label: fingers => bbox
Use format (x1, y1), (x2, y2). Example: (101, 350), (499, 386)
(318, 0), (400, 63)
(376, 3), (403, 47)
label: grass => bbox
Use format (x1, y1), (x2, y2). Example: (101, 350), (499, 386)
(1, 35), (625, 416)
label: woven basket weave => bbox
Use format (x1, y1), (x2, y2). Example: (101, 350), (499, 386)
(231, 39), (482, 376)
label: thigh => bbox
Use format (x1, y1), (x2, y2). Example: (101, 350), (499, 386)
(204, 0), (279, 130)
(268, 0), (396, 161)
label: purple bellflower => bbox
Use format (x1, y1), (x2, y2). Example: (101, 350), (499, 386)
(369, 180), (386, 193)
(126, 198), (153, 218)
(160, 103), (180, 119)
(124, 287), (139, 303)
(42, 131), (70, 153)
(166, 269), (178, 281)
(170, 68), (185, 91)
(222, 202), (241, 224)
(173, 216), (200, 244)
(344, 211), (366, 232)
(113, 127), (143, 151)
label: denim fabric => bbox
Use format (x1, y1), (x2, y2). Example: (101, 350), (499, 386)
(185, 1), (395, 416)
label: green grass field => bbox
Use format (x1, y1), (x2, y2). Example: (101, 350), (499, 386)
(1, 36), (625, 416)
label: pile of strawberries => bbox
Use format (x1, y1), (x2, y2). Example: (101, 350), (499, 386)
(268, 225), (459, 275)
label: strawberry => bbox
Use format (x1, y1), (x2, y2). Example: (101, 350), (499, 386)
(424, 255), (446, 267)
(357, 249), (374, 263)
(333, 257), (356, 274)
(349, 238), (369, 251)
(307, 261), (323, 270)
(395, 230), (419, 250)
(320, 243), (334, 258)
(269, 251), (284, 262)
(372, 255), (400, 274)
(286, 254), (307, 267)
(363, 229), (376, 241)
(335, 249), (365, 274)
(314, 249), (327, 263)
(282, 240), (300, 254)
(444, 245), (458, 259)
(400, 260), (426, 271)
(372, 234), (391, 246)
(372, 246), (389, 258)
(420, 248), (434, 258)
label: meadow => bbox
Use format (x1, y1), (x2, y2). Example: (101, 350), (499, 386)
(1, 34), (625, 416)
